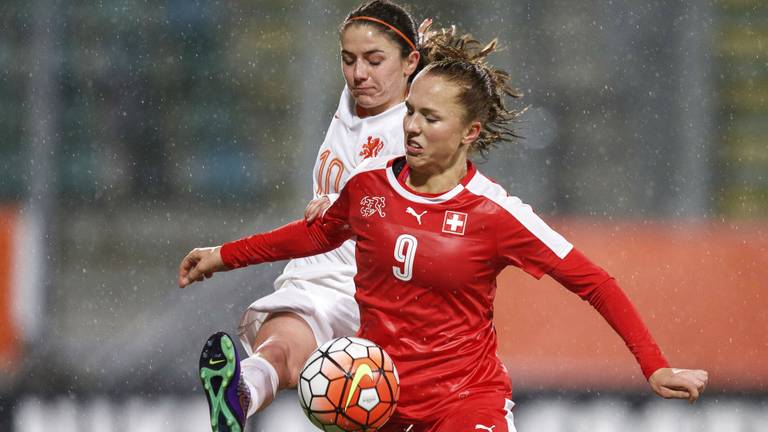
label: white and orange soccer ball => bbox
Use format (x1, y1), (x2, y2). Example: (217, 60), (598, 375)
(298, 336), (400, 431)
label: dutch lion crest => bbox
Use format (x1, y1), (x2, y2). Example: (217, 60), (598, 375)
(359, 136), (384, 159)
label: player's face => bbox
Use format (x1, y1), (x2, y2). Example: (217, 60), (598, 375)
(340, 24), (418, 117)
(403, 72), (480, 172)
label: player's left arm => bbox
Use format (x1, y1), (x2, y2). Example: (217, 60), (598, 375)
(494, 202), (709, 403)
(548, 249), (709, 403)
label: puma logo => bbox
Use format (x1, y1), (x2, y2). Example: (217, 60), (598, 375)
(475, 425), (495, 432)
(405, 207), (426, 225)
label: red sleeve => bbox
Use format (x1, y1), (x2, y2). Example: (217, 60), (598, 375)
(548, 248), (669, 380)
(220, 191), (353, 269)
(496, 204), (573, 279)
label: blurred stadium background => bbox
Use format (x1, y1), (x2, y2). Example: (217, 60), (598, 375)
(1, 0), (767, 431)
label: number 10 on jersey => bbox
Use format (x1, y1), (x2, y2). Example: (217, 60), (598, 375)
(392, 234), (418, 281)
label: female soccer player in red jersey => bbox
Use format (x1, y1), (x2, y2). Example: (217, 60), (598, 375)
(182, 2), (442, 430)
(181, 31), (708, 432)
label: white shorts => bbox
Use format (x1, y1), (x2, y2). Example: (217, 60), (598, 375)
(237, 264), (360, 356)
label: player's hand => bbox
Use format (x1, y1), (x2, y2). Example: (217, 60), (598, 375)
(178, 246), (228, 288)
(304, 196), (332, 223)
(649, 367), (708, 404)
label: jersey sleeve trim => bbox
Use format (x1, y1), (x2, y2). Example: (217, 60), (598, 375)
(466, 173), (573, 259)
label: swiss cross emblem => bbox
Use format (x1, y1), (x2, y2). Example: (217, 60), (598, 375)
(359, 136), (384, 159)
(360, 196), (386, 218)
(442, 211), (468, 235)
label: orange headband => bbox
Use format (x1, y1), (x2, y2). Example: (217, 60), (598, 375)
(348, 16), (417, 52)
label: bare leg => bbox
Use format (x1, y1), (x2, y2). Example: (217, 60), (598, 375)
(244, 311), (318, 412)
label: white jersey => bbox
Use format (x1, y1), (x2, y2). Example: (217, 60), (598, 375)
(278, 86), (406, 295)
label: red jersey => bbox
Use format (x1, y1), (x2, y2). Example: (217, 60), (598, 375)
(222, 156), (669, 422)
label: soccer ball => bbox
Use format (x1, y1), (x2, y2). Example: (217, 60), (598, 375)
(298, 336), (399, 431)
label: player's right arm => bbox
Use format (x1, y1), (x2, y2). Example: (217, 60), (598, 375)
(178, 190), (352, 288)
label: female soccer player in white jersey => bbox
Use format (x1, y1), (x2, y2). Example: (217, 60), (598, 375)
(180, 1), (436, 430)
(181, 31), (709, 432)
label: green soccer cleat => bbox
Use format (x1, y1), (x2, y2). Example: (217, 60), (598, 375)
(199, 332), (250, 432)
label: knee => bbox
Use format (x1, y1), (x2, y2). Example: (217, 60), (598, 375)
(253, 338), (291, 381)
(253, 337), (306, 388)
(249, 313), (318, 389)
